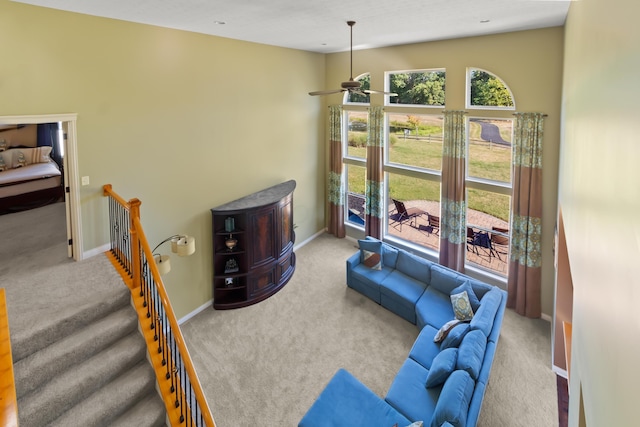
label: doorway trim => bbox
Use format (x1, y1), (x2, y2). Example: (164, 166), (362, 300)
(0, 113), (82, 260)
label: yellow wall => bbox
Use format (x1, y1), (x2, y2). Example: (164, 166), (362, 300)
(0, 1), (326, 317)
(326, 28), (565, 317)
(561, 0), (640, 425)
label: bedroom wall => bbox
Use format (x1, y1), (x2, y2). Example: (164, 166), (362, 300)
(561, 0), (640, 424)
(325, 27), (564, 318)
(0, 0), (326, 317)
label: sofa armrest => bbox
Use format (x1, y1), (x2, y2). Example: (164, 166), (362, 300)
(346, 251), (361, 269)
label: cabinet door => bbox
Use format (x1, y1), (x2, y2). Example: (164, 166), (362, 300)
(279, 198), (294, 257)
(249, 206), (276, 268)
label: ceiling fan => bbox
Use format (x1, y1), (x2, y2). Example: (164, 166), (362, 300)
(309, 21), (397, 97)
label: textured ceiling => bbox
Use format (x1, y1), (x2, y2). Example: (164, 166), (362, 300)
(14, 0), (571, 53)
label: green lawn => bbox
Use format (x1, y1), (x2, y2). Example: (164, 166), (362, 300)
(346, 136), (512, 221)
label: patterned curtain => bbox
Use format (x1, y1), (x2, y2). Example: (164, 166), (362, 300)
(365, 106), (384, 239)
(327, 105), (345, 238)
(507, 112), (545, 318)
(439, 111), (467, 272)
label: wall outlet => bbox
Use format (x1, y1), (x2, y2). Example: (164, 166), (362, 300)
(81, 176), (90, 186)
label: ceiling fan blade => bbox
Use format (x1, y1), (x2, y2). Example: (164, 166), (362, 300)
(365, 89), (398, 96)
(308, 89), (345, 96)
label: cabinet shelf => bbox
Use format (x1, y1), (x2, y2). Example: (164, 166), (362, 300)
(211, 180), (296, 310)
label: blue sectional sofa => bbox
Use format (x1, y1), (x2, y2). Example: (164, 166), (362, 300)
(299, 237), (507, 427)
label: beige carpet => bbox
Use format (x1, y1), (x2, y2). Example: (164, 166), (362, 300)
(181, 233), (558, 426)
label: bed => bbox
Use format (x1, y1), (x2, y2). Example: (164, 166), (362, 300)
(0, 145), (64, 213)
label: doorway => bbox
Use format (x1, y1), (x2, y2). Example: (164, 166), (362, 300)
(0, 114), (81, 260)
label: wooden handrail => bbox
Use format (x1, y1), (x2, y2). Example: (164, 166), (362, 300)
(103, 184), (216, 427)
(133, 216), (216, 426)
(0, 289), (18, 427)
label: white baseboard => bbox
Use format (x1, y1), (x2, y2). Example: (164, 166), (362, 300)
(541, 312), (552, 323)
(83, 243), (110, 260)
(293, 228), (326, 251)
(178, 300), (213, 325)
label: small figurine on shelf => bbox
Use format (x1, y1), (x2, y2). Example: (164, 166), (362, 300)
(224, 258), (239, 274)
(225, 277), (235, 287)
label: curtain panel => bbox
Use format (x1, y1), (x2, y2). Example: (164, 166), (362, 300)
(507, 112), (545, 318)
(365, 106), (384, 239)
(439, 111), (467, 272)
(328, 105), (346, 238)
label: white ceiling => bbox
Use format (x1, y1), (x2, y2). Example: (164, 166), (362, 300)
(14, 0), (571, 53)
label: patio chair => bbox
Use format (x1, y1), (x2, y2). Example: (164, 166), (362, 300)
(490, 226), (509, 261)
(468, 228), (492, 259)
(390, 199), (427, 231)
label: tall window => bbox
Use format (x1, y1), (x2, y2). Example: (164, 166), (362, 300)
(340, 66), (516, 279)
(344, 109), (368, 227)
(465, 68), (515, 276)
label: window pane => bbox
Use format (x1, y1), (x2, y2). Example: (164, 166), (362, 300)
(468, 69), (514, 108)
(466, 189), (510, 276)
(346, 111), (368, 159)
(345, 164), (366, 226)
(387, 113), (443, 171)
(388, 70), (445, 106)
(387, 173), (440, 251)
(468, 118), (512, 183)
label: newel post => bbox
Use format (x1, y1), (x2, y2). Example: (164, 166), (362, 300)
(128, 198), (142, 290)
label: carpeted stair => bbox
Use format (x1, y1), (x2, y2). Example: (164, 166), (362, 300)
(12, 283), (167, 427)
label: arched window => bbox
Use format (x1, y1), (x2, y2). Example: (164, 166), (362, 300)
(467, 68), (515, 109)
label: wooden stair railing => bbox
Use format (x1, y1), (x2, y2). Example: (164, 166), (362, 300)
(103, 184), (216, 427)
(0, 289), (18, 427)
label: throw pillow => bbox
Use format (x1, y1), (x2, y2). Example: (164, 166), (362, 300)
(434, 319), (461, 343)
(425, 348), (458, 388)
(0, 139), (6, 152)
(451, 281), (481, 313)
(430, 370), (474, 427)
(358, 238), (382, 270)
(450, 291), (474, 321)
(0, 154), (5, 172)
(440, 323), (470, 350)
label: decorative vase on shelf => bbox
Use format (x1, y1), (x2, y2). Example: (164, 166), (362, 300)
(225, 235), (237, 252)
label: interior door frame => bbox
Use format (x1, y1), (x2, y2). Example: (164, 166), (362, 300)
(0, 113), (82, 261)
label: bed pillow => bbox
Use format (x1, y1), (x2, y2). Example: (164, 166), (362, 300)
(9, 147), (52, 168)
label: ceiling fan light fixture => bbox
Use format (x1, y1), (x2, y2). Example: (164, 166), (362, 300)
(308, 20), (397, 97)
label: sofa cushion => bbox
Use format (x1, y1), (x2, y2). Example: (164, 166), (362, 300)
(380, 270), (428, 323)
(450, 291), (474, 321)
(440, 323), (470, 350)
(396, 251), (432, 283)
(469, 287), (503, 338)
(451, 281), (481, 312)
(429, 370), (475, 427)
(358, 239), (382, 270)
(408, 325), (441, 370)
(298, 368), (411, 427)
(456, 330), (487, 381)
(385, 358), (441, 423)
(415, 287), (455, 331)
(425, 348), (458, 388)
(429, 264), (464, 295)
